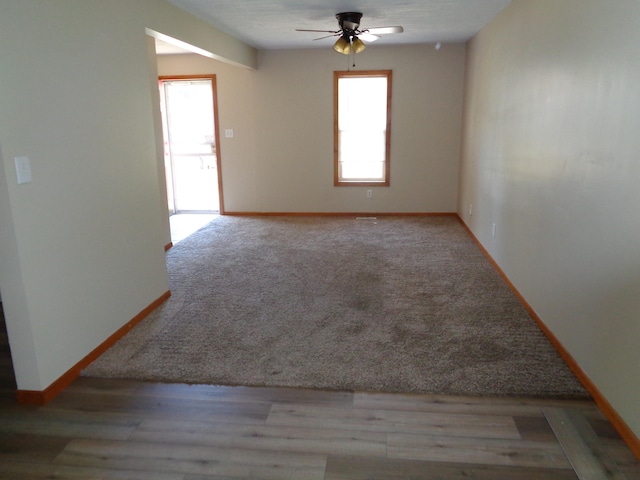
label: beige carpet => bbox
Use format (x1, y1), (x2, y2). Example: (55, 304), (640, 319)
(83, 215), (588, 398)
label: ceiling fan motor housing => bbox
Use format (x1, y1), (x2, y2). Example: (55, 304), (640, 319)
(336, 12), (363, 34)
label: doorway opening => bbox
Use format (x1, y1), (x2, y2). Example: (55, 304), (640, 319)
(159, 76), (224, 215)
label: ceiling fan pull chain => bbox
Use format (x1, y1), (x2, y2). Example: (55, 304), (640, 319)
(351, 38), (356, 68)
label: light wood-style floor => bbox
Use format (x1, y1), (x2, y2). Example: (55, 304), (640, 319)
(1, 309), (639, 479)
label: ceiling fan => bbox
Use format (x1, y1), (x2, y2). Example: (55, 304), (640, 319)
(296, 12), (404, 55)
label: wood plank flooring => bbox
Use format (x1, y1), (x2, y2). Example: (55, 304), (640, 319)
(1, 308), (639, 479)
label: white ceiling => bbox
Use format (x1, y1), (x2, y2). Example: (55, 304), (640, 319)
(159, 0), (512, 53)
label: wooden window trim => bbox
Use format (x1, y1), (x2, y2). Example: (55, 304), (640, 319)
(334, 70), (392, 187)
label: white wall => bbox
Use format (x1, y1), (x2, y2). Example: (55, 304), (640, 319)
(0, 0), (255, 392)
(459, 0), (640, 436)
(158, 43), (466, 213)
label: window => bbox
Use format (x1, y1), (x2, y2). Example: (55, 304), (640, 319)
(334, 70), (392, 186)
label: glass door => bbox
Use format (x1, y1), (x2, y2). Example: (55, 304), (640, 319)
(160, 78), (221, 213)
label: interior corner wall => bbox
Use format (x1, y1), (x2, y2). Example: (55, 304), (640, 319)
(459, 0), (640, 437)
(147, 36), (172, 248)
(0, 145), (41, 388)
(0, 0), (255, 393)
(158, 43), (466, 213)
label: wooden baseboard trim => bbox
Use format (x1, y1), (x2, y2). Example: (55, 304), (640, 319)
(223, 211), (457, 217)
(16, 290), (171, 405)
(455, 214), (640, 460)
(164, 242), (173, 251)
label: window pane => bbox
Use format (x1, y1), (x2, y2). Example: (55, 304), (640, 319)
(339, 130), (386, 163)
(338, 77), (387, 131)
(340, 161), (385, 181)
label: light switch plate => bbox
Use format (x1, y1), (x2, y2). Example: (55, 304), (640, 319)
(225, 129), (234, 138)
(14, 156), (32, 184)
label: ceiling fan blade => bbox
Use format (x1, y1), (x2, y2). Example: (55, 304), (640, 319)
(358, 32), (379, 42)
(296, 28), (340, 33)
(313, 33), (341, 41)
(364, 26), (404, 35)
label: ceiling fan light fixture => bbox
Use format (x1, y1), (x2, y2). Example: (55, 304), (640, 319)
(333, 36), (351, 54)
(352, 36), (366, 53)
